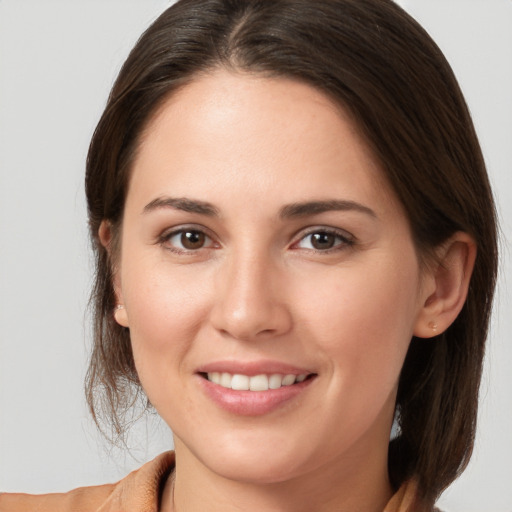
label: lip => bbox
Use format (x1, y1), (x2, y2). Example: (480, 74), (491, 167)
(196, 360), (313, 376)
(196, 360), (316, 416)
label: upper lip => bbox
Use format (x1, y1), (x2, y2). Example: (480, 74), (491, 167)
(196, 360), (314, 377)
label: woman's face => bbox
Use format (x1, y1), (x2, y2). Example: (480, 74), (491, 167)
(113, 70), (432, 484)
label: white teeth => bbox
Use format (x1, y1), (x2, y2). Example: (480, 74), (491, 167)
(206, 372), (309, 391)
(231, 374), (250, 390)
(281, 374), (296, 386)
(268, 374), (283, 389)
(249, 374), (269, 391)
(220, 372), (232, 388)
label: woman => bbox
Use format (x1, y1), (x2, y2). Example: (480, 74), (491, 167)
(0, 0), (498, 511)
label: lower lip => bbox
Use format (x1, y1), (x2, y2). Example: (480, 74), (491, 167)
(198, 375), (315, 416)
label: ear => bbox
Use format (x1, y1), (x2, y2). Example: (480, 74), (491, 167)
(98, 220), (129, 328)
(414, 232), (476, 338)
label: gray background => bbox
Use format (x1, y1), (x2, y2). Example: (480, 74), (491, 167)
(0, 1), (511, 510)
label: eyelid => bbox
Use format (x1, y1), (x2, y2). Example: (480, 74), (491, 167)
(157, 224), (219, 252)
(290, 226), (356, 251)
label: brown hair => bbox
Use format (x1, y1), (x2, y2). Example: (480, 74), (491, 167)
(85, 0), (498, 506)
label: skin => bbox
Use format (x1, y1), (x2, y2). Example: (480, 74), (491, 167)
(102, 70), (475, 512)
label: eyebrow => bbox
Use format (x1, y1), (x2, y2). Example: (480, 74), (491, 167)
(142, 196), (376, 219)
(143, 196), (220, 216)
(279, 200), (376, 219)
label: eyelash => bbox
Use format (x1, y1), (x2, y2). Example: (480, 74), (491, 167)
(157, 226), (217, 254)
(290, 227), (355, 253)
(157, 226), (355, 254)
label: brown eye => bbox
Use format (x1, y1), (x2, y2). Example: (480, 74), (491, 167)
(294, 229), (353, 252)
(310, 232), (336, 250)
(181, 230), (205, 249)
(163, 229), (214, 252)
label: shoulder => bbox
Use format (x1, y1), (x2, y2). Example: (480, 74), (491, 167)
(0, 451), (175, 512)
(0, 483), (115, 512)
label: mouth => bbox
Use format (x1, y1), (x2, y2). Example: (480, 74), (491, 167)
(199, 372), (314, 391)
(196, 361), (317, 415)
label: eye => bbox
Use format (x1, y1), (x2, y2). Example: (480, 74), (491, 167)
(160, 228), (216, 252)
(294, 229), (354, 252)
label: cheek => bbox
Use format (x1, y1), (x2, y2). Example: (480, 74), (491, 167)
(296, 252), (421, 381)
(121, 265), (216, 418)
(120, 257), (214, 371)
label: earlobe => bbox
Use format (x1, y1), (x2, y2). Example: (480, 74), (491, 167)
(98, 220), (113, 250)
(114, 304), (129, 327)
(414, 232), (476, 339)
(98, 220), (130, 328)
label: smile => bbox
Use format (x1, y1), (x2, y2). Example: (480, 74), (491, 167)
(205, 372), (309, 391)
(199, 370), (316, 416)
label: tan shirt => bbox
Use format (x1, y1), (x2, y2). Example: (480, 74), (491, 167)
(0, 451), (424, 512)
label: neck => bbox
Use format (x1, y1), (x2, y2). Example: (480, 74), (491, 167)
(163, 438), (393, 512)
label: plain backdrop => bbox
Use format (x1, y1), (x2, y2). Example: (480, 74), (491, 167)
(0, 1), (511, 510)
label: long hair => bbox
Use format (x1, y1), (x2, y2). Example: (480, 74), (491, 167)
(85, 0), (498, 505)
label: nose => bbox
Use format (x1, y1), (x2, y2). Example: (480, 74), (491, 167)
(210, 250), (292, 341)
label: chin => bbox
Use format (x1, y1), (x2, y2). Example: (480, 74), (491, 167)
(207, 453), (304, 485)
(183, 431), (310, 485)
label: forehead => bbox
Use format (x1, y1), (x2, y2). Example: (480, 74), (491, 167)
(129, 69), (397, 215)
(142, 70), (362, 159)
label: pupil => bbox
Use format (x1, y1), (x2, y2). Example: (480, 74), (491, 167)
(312, 233), (335, 249)
(181, 231), (205, 249)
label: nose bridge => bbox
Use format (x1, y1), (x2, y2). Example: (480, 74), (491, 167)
(211, 243), (291, 340)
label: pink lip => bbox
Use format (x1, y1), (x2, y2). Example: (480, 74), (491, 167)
(196, 360), (316, 416)
(196, 360), (313, 376)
